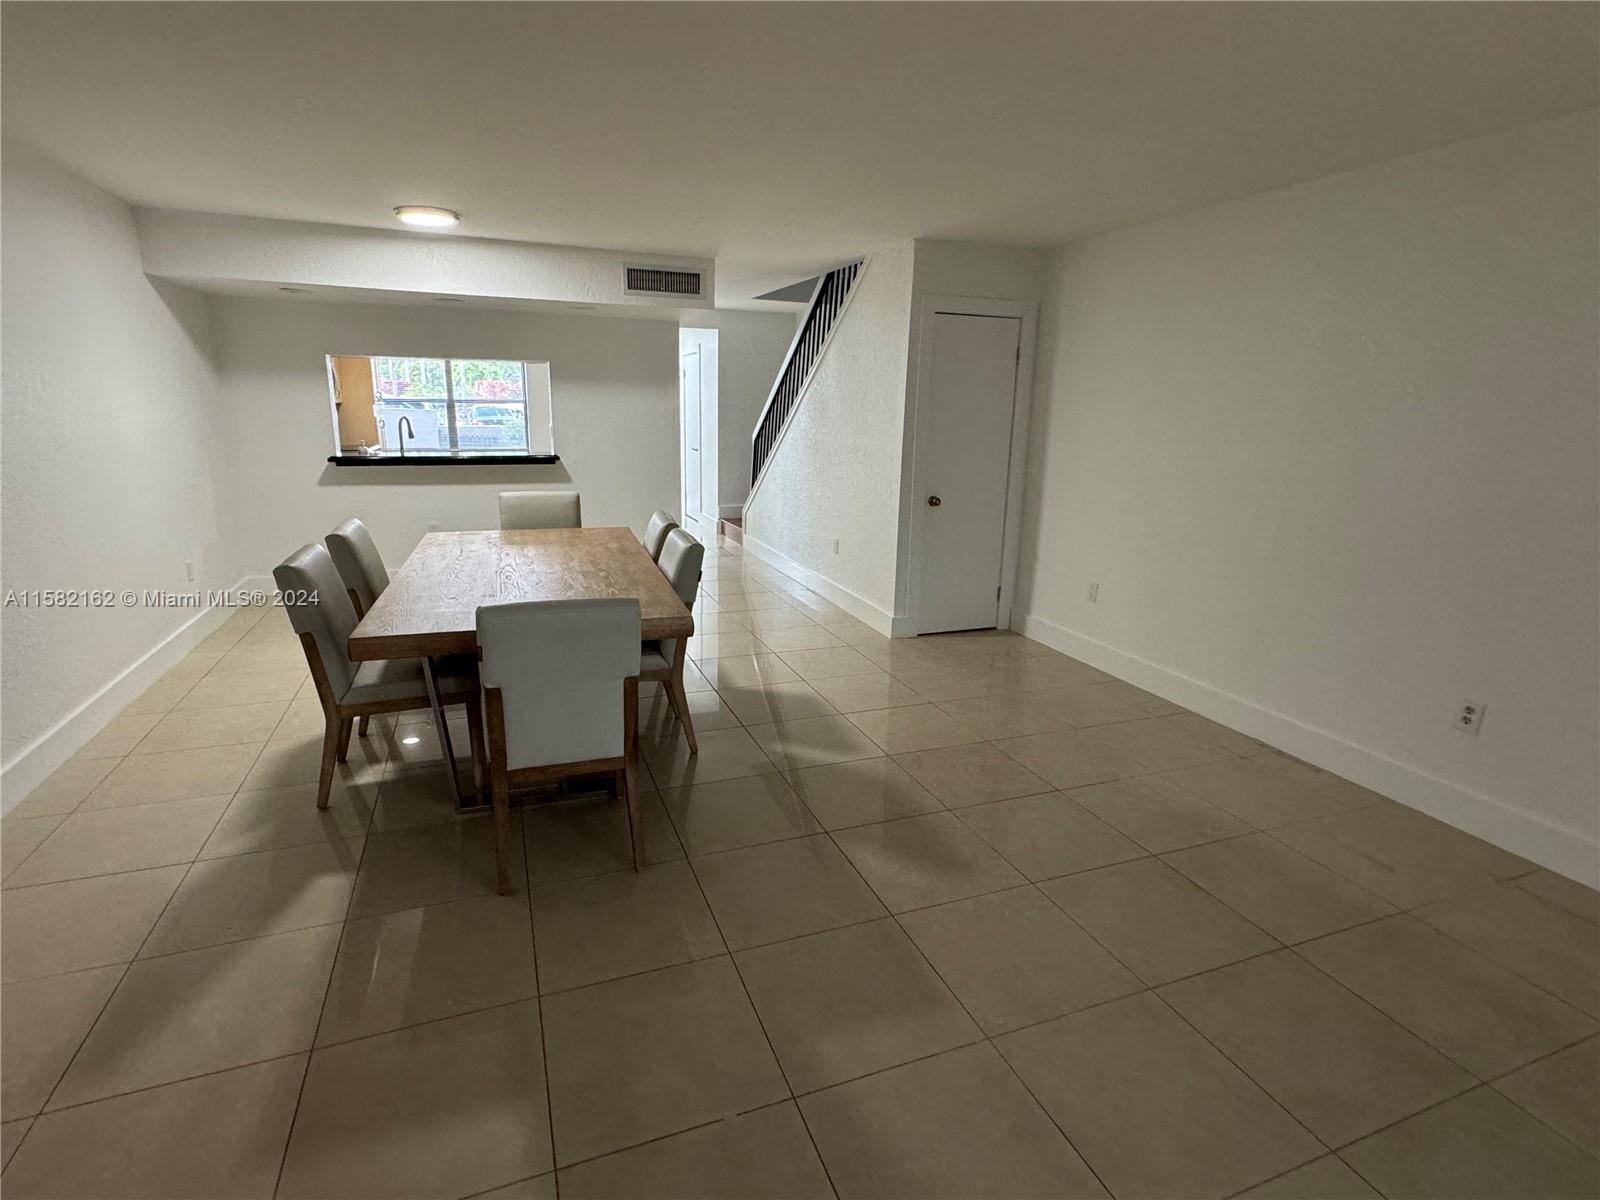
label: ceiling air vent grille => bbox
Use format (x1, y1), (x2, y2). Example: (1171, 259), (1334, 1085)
(625, 266), (703, 297)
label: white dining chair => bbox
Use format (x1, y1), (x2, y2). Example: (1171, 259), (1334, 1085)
(477, 597), (643, 892)
(640, 527), (704, 752)
(275, 543), (485, 809)
(498, 490), (581, 530)
(642, 510), (679, 562)
(325, 517), (390, 617)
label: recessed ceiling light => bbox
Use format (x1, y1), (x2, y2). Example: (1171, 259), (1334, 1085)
(401, 735), (422, 746)
(394, 205), (459, 228)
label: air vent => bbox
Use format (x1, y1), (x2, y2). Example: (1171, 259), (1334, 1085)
(625, 266), (703, 297)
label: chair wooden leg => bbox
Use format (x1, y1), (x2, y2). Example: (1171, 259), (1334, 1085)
(336, 718), (354, 762)
(316, 716), (341, 810)
(624, 676), (643, 870)
(357, 714), (371, 738)
(616, 767), (641, 872)
(491, 770), (514, 895)
(667, 660), (699, 755)
(464, 696), (488, 794)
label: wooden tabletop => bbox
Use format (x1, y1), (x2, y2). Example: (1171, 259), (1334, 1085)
(348, 527), (694, 661)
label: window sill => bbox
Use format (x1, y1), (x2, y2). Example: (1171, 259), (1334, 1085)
(327, 453), (561, 466)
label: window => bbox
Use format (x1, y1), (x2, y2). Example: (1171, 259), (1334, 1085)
(328, 355), (555, 459)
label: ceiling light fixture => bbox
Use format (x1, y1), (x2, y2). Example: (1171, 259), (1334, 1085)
(394, 205), (459, 228)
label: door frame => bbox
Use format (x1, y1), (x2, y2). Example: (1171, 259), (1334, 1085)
(900, 294), (1038, 636)
(679, 342), (704, 537)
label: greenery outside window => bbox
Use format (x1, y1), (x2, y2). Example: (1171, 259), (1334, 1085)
(328, 355), (555, 459)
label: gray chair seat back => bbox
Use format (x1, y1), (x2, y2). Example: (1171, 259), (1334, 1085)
(642, 510), (679, 561)
(499, 490), (581, 530)
(654, 528), (704, 664)
(274, 543), (361, 701)
(326, 517), (390, 616)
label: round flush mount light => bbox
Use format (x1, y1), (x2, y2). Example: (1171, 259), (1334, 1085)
(394, 205), (459, 228)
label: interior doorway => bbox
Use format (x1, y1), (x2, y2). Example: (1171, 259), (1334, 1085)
(678, 328), (718, 538)
(911, 309), (1026, 634)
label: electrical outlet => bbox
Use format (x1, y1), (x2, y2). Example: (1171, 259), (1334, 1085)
(1455, 700), (1485, 735)
(1086, 581), (1099, 603)
(184, 560), (195, 583)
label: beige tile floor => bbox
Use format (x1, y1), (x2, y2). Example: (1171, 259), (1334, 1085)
(3, 536), (1598, 1199)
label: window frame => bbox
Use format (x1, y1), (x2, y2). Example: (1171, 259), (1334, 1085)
(329, 354), (558, 465)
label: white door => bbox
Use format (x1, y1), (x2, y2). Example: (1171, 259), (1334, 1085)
(680, 347), (702, 530)
(914, 312), (1022, 633)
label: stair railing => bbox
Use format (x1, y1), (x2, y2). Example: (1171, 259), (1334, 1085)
(750, 259), (864, 486)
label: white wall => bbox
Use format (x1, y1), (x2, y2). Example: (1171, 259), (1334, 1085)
(1, 144), (234, 783)
(1016, 111), (1600, 880)
(685, 309), (800, 516)
(744, 242), (916, 626)
(909, 240), (1047, 308)
(744, 240), (1046, 630)
(897, 241), (1047, 617)
(213, 295), (679, 574)
(139, 209), (714, 311)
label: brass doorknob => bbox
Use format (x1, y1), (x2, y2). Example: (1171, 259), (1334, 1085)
(927, 496), (942, 507)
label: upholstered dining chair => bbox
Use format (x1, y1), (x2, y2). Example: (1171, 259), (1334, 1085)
(640, 527), (704, 753)
(325, 516), (391, 739)
(477, 597), (643, 892)
(642, 510), (679, 562)
(275, 542), (485, 809)
(498, 490), (581, 530)
(325, 517), (390, 618)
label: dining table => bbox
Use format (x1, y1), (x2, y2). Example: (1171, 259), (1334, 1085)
(347, 526), (695, 808)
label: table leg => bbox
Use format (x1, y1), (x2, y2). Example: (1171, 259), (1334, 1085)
(420, 656), (464, 810)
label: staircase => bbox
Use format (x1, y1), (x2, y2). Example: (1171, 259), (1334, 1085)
(750, 259), (864, 487)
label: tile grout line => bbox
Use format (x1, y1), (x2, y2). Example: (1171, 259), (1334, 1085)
(20, 649), (373, 1186)
(1266, 844), (1598, 1017)
(270, 726), (386, 1200)
(18, 729), (266, 1149)
(1283, 929), (1600, 1085)
(523, 798), (562, 1200)
(19, 1050), (314, 1121)
(547, 1094), (810, 1178)
(677, 829), (844, 1200)
(8, 542), (1593, 1193)
(811, 778), (1121, 1198)
(1145, 934), (1594, 1182)
(681, 544), (1492, 1195)
(1013, 812), (1555, 1186)
(1473, 1035), (1600, 1164)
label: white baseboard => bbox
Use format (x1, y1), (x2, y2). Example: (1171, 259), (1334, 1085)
(742, 533), (910, 638)
(0, 574), (270, 815)
(1015, 610), (1599, 887)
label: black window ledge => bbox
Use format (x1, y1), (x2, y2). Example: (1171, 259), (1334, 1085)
(328, 453), (561, 466)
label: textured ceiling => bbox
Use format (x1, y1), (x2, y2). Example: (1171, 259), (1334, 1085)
(4, 2), (1595, 305)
